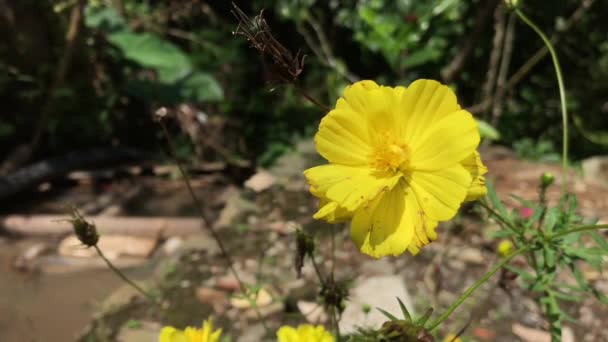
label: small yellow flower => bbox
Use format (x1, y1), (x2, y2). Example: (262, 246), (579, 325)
(304, 80), (487, 258)
(277, 324), (334, 342)
(159, 318), (222, 342)
(443, 334), (463, 342)
(497, 239), (513, 257)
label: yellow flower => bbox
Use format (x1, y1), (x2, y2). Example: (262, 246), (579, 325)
(304, 80), (487, 258)
(159, 318), (222, 342)
(276, 324), (335, 342)
(443, 334), (463, 342)
(497, 239), (513, 257)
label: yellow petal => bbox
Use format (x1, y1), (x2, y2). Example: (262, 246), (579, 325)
(313, 198), (352, 223)
(315, 109), (372, 165)
(350, 181), (417, 258)
(410, 110), (480, 171)
(409, 164), (471, 221)
(398, 79), (461, 141)
(159, 327), (188, 342)
(277, 326), (299, 342)
(304, 164), (402, 212)
(338, 80), (381, 113)
(461, 151), (488, 201)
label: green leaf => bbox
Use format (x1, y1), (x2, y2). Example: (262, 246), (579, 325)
(550, 289), (583, 302)
(177, 72), (224, 102)
(544, 247), (557, 269)
(505, 265), (535, 281)
(543, 209), (559, 233)
(376, 307), (399, 321)
(589, 231), (608, 250)
(402, 47), (441, 68)
(85, 6), (127, 32)
(415, 307), (433, 326)
(396, 297), (412, 322)
(486, 181), (510, 220)
(477, 119), (501, 140)
(108, 32), (192, 82)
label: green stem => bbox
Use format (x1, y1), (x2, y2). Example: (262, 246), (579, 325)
(426, 246), (530, 331)
(515, 8), (569, 195)
(158, 120), (271, 334)
(549, 224), (608, 240)
(478, 200), (519, 236)
(94, 245), (158, 304)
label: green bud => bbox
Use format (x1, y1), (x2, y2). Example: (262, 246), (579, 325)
(294, 229), (315, 277)
(504, 0), (519, 8)
(541, 172), (555, 188)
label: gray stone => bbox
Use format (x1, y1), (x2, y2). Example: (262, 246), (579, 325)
(582, 156), (608, 186)
(116, 320), (161, 342)
(214, 191), (258, 229)
(244, 170), (277, 192)
(237, 323), (266, 342)
(339, 275), (413, 334)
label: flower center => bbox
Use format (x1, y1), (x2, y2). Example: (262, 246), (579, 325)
(370, 134), (410, 173)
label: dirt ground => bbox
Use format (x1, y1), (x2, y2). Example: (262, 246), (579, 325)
(1, 143), (607, 341)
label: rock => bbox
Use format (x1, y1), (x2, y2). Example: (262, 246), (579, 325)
(214, 191), (257, 229)
(455, 248), (485, 265)
(267, 220), (299, 235)
(116, 320), (162, 342)
(582, 156), (608, 186)
(244, 170), (276, 192)
(178, 232), (219, 255)
(339, 276), (413, 334)
(13, 242), (52, 271)
(161, 236), (184, 256)
(231, 288), (273, 309)
(245, 301), (282, 319)
(472, 327), (496, 341)
(237, 323), (267, 342)
(360, 258), (395, 276)
(297, 300), (328, 324)
(58, 235), (157, 259)
(512, 323), (550, 342)
(562, 326), (575, 342)
(35, 255), (147, 274)
(196, 287), (228, 313)
(216, 275), (242, 291)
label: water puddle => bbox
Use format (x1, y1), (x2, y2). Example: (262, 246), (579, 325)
(0, 239), (141, 341)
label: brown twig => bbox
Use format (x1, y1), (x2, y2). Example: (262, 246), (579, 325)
(442, 0), (500, 83)
(231, 3), (330, 111)
(297, 12), (359, 83)
(157, 116), (270, 333)
(1, 0), (85, 174)
(478, 3), (506, 119)
(490, 12), (516, 127)
(469, 0), (595, 115)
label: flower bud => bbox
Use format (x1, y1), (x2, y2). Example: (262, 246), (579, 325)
(68, 208), (99, 247)
(519, 207), (533, 219)
(541, 172), (555, 188)
(504, 0), (519, 8)
(497, 239), (513, 257)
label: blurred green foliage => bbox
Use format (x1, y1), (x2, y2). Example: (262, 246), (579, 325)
(0, 0), (607, 169)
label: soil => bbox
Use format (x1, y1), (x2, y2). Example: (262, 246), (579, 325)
(1, 144), (607, 341)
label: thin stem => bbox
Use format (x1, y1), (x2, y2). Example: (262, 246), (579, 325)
(426, 246), (530, 331)
(158, 120), (270, 333)
(294, 84), (330, 112)
(94, 245), (158, 304)
(515, 8), (569, 195)
(478, 200), (519, 235)
(549, 224), (608, 240)
(310, 252), (326, 284)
